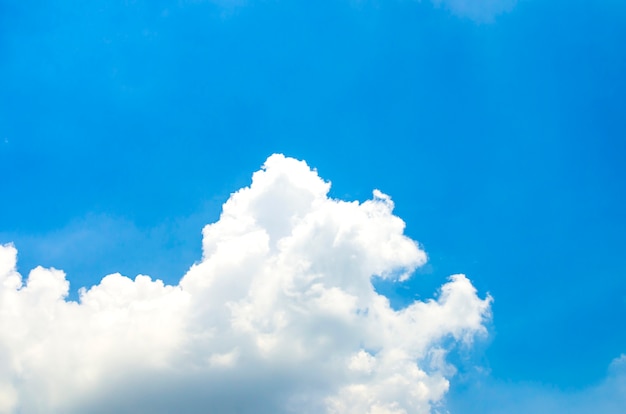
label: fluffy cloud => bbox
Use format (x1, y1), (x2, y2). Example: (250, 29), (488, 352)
(0, 154), (491, 413)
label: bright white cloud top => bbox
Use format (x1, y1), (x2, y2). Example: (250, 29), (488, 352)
(0, 154), (491, 413)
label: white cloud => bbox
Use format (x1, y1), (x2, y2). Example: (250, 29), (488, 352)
(432, 0), (517, 21)
(0, 154), (491, 413)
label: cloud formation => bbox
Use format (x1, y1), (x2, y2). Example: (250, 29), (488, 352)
(0, 154), (491, 413)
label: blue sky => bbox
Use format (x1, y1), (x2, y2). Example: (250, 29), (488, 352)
(1, 0), (625, 412)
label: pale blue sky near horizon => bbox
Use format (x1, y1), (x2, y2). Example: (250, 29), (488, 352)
(1, 0), (625, 411)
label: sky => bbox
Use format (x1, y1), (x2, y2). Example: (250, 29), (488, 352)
(0, 0), (625, 412)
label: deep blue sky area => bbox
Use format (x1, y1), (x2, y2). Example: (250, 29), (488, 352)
(1, 0), (625, 410)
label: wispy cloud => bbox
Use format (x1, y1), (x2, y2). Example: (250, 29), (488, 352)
(447, 354), (626, 413)
(0, 154), (491, 413)
(431, 0), (517, 21)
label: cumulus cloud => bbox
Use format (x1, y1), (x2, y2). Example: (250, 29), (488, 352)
(0, 154), (491, 413)
(431, 0), (517, 21)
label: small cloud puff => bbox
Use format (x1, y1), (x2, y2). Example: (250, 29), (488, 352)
(0, 154), (491, 413)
